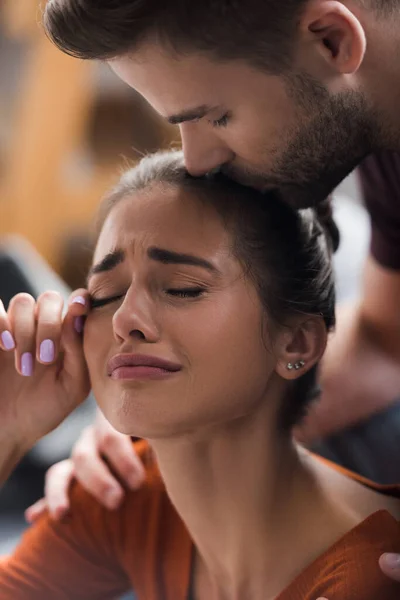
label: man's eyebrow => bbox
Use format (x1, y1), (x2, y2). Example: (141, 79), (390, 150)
(148, 246), (219, 274)
(166, 104), (219, 125)
(88, 249), (125, 281)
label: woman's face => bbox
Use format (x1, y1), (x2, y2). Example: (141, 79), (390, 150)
(85, 183), (280, 438)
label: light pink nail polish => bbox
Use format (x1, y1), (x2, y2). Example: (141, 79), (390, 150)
(40, 339), (55, 363)
(1, 330), (15, 350)
(21, 352), (33, 377)
(72, 296), (86, 306)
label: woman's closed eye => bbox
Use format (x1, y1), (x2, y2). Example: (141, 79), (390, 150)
(166, 287), (205, 299)
(90, 293), (125, 310)
(90, 287), (205, 309)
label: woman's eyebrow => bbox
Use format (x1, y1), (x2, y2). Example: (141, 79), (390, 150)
(88, 249), (125, 282)
(147, 246), (219, 274)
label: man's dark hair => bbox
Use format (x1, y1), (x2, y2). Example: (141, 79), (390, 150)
(44, 1), (399, 74)
(44, 0), (310, 74)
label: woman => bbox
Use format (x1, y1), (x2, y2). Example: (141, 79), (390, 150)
(0, 151), (399, 599)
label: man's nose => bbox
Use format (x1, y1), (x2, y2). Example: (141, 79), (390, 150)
(181, 125), (234, 176)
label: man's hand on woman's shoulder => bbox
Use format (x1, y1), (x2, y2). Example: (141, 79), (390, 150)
(26, 409), (145, 523)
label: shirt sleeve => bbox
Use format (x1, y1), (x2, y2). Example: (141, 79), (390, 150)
(358, 151), (400, 270)
(0, 481), (130, 599)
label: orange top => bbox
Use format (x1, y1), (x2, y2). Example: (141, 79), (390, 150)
(1, 440), (400, 599)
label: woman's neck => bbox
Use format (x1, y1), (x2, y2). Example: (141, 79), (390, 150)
(150, 402), (347, 600)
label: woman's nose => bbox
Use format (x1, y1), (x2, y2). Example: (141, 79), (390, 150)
(112, 288), (160, 344)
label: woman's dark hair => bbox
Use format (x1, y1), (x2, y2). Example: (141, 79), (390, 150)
(96, 151), (338, 430)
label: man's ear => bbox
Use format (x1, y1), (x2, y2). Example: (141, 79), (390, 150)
(299, 0), (366, 75)
(275, 316), (327, 381)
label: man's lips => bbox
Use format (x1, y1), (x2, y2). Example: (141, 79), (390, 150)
(107, 353), (182, 379)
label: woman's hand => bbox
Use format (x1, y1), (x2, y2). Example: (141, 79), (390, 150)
(25, 409), (145, 522)
(0, 290), (90, 478)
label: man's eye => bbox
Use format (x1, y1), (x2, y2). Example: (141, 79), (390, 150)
(211, 113), (230, 128)
(90, 294), (125, 309)
(166, 288), (205, 299)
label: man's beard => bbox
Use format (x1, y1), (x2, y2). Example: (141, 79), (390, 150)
(226, 77), (381, 209)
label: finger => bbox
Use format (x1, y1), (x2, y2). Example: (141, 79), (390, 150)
(0, 299), (15, 352)
(8, 293), (36, 376)
(35, 291), (64, 365)
(61, 290), (90, 358)
(24, 498), (48, 524)
(379, 553), (400, 582)
(99, 431), (145, 490)
(59, 291), (90, 394)
(44, 459), (75, 519)
(72, 427), (125, 510)
(67, 289), (90, 335)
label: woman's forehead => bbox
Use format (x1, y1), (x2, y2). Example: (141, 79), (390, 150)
(93, 185), (232, 265)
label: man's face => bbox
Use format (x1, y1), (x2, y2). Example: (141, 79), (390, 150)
(110, 43), (376, 207)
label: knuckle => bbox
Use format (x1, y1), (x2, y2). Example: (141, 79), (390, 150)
(38, 290), (63, 304)
(45, 462), (62, 483)
(37, 292), (64, 317)
(10, 293), (35, 308)
(120, 456), (139, 474)
(100, 431), (119, 451)
(71, 447), (89, 469)
(97, 482), (113, 497)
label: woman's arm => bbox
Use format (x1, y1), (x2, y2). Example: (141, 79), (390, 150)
(0, 289), (90, 488)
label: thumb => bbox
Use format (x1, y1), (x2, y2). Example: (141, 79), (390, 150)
(59, 291), (90, 394)
(379, 553), (400, 582)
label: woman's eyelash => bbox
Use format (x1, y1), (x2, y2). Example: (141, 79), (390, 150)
(211, 113), (230, 128)
(90, 288), (205, 308)
(90, 294), (125, 309)
(166, 288), (205, 299)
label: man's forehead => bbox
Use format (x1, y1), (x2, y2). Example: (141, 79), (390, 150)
(110, 47), (258, 110)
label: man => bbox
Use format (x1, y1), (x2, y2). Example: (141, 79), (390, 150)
(28, 0), (400, 583)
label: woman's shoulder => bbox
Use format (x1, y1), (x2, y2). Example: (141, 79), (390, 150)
(67, 439), (192, 594)
(310, 449), (400, 522)
(278, 510), (400, 599)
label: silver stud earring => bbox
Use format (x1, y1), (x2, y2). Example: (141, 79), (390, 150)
(294, 360), (305, 370)
(287, 360), (305, 371)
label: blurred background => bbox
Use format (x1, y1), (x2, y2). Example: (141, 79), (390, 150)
(0, 0), (178, 557)
(0, 0), (369, 564)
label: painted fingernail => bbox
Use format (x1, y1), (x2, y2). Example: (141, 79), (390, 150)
(1, 330), (15, 350)
(72, 296), (86, 306)
(21, 352), (33, 377)
(74, 316), (84, 334)
(382, 553), (400, 569)
(40, 339), (55, 363)
(104, 488), (122, 510)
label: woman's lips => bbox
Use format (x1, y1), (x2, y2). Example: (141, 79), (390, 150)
(107, 353), (182, 381)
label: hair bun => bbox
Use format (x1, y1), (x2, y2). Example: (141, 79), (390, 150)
(315, 196), (340, 253)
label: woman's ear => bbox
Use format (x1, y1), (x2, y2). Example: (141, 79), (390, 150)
(299, 0), (366, 75)
(275, 316), (327, 381)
